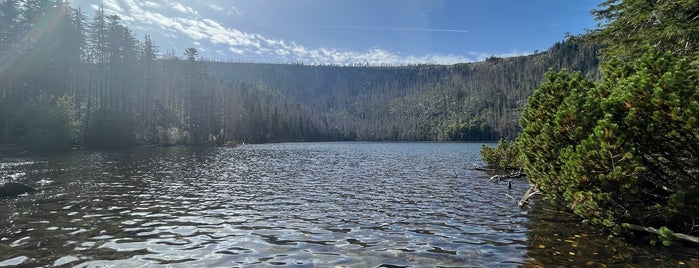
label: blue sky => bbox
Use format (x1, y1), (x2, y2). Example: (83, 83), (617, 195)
(69, 0), (602, 65)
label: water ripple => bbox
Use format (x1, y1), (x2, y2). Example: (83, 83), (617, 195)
(1, 143), (530, 267)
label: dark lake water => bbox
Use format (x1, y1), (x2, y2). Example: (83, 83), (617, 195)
(0, 142), (697, 267)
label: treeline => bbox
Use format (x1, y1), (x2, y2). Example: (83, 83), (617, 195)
(0, 1), (328, 149)
(206, 40), (599, 141)
(0, 0), (599, 150)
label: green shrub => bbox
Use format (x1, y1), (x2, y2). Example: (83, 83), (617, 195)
(480, 138), (524, 171)
(519, 51), (699, 236)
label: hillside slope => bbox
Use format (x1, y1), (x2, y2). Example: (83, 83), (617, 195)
(207, 39), (599, 142)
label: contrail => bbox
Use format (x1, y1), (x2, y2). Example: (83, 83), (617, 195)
(311, 24), (468, 33)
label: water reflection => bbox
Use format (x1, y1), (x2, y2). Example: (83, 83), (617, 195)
(0, 143), (697, 267)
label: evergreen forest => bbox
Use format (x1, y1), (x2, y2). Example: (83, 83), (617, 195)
(0, 1), (599, 150)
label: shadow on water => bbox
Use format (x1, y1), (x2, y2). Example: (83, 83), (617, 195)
(0, 143), (697, 267)
(522, 197), (699, 267)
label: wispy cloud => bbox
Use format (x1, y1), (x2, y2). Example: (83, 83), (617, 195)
(90, 0), (519, 65)
(201, 2), (223, 12)
(101, 0), (123, 14)
(168, 1), (198, 16)
(142, 1), (160, 9)
(310, 25), (469, 33)
(226, 6), (241, 16)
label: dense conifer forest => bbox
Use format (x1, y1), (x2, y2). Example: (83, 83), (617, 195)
(0, 1), (599, 149)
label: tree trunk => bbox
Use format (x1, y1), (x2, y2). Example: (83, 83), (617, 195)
(626, 224), (699, 245)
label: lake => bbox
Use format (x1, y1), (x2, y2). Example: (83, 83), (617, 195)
(0, 142), (697, 267)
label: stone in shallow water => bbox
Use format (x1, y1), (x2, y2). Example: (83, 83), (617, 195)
(0, 182), (36, 199)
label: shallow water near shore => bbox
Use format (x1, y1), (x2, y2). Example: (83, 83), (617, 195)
(0, 143), (697, 267)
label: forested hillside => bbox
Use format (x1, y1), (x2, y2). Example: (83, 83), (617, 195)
(0, 1), (599, 149)
(209, 41), (598, 142)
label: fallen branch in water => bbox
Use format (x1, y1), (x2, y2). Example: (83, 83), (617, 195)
(626, 224), (699, 245)
(518, 185), (541, 208)
(489, 169), (526, 182)
(470, 165), (496, 172)
(505, 193), (517, 203)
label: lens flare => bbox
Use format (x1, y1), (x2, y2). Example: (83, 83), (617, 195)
(0, 3), (69, 76)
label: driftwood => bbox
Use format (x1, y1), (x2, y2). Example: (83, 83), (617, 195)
(626, 223), (699, 245)
(471, 165), (496, 172)
(489, 170), (526, 182)
(518, 185), (541, 208)
(501, 172), (699, 244)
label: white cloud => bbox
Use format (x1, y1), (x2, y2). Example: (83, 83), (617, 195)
(229, 47), (244, 54)
(89, 0), (522, 65)
(142, 1), (160, 9)
(101, 0), (123, 14)
(207, 3), (224, 12)
(170, 1), (198, 16)
(275, 49), (289, 56)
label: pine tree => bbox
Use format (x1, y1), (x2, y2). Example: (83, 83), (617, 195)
(591, 0), (699, 58)
(518, 51), (699, 236)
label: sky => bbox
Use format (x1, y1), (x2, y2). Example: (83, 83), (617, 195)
(68, 0), (603, 65)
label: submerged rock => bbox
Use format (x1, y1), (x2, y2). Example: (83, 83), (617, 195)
(0, 182), (36, 199)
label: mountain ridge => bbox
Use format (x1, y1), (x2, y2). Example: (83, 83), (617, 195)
(202, 38), (599, 142)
